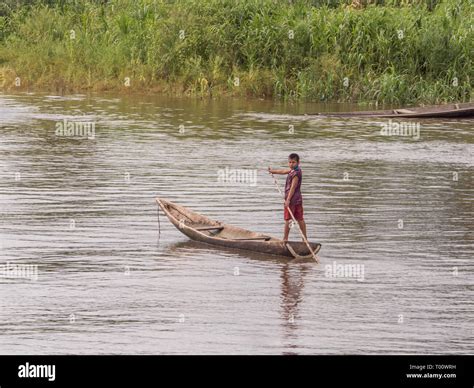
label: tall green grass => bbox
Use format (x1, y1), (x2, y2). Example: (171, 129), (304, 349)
(0, 0), (472, 103)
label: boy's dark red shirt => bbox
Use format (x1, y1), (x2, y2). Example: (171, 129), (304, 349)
(285, 168), (303, 205)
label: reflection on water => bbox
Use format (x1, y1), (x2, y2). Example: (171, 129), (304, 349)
(0, 93), (472, 354)
(280, 264), (307, 355)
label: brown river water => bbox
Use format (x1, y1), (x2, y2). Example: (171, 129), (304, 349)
(0, 93), (472, 354)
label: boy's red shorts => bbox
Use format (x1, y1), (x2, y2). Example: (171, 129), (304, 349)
(284, 203), (304, 221)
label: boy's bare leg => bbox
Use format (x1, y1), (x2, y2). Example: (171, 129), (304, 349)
(283, 221), (290, 242)
(298, 220), (307, 241)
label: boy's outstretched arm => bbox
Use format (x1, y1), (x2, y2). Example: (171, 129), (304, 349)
(268, 167), (291, 175)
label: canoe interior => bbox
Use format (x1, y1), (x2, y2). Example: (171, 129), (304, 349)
(158, 198), (278, 241)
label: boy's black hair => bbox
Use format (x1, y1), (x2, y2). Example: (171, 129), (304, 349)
(288, 153), (300, 162)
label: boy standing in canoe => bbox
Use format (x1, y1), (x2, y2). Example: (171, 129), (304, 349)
(268, 153), (307, 242)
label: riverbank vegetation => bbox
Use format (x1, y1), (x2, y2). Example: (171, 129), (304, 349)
(0, 0), (472, 103)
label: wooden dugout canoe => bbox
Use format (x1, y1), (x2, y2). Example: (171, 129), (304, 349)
(156, 198), (321, 259)
(310, 102), (474, 118)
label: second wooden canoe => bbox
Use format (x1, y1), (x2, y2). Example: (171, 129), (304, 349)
(309, 102), (474, 118)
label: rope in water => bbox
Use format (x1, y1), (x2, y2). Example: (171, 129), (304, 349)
(157, 202), (161, 239)
(285, 243), (315, 260)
